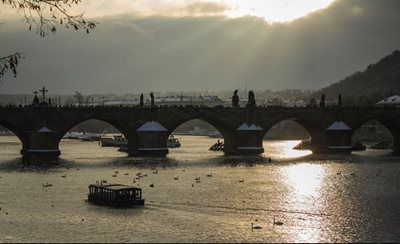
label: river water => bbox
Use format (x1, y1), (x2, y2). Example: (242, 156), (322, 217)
(1, 135), (400, 242)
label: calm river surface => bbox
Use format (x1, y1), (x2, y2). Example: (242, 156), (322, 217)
(1, 135), (400, 243)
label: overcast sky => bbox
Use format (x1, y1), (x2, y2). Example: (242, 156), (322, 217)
(1, 0), (400, 94)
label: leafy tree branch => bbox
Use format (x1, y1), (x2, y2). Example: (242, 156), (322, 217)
(0, 0), (97, 81)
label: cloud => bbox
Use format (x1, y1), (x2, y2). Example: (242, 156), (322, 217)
(106, 20), (155, 41)
(1, 0), (400, 94)
(185, 1), (229, 15)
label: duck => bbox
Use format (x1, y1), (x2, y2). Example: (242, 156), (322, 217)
(174, 177), (179, 180)
(207, 173), (213, 177)
(238, 179), (244, 183)
(273, 217), (283, 226)
(149, 183), (154, 187)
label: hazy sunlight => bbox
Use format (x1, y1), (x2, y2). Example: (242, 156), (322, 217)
(225, 0), (337, 22)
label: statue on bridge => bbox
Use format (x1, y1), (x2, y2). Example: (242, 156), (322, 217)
(320, 94), (325, 108)
(150, 92), (155, 107)
(139, 94), (144, 107)
(232, 89), (239, 107)
(246, 90), (256, 107)
(32, 91), (39, 105)
(338, 94), (342, 107)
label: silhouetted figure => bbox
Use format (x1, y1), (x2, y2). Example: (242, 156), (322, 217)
(309, 97), (317, 107)
(232, 89), (239, 107)
(32, 91), (39, 105)
(48, 98), (52, 106)
(246, 90), (256, 107)
(338, 94), (342, 107)
(320, 94), (325, 108)
(150, 93), (155, 107)
(139, 94), (144, 106)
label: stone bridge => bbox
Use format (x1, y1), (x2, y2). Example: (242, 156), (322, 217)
(1, 106), (400, 161)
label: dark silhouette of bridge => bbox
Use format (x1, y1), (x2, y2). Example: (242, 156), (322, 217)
(1, 105), (399, 162)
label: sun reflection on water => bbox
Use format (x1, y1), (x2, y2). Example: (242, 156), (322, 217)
(283, 163), (325, 196)
(264, 140), (312, 159)
(280, 163), (326, 242)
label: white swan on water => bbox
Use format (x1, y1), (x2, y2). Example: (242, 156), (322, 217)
(273, 217), (283, 226)
(251, 223), (262, 230)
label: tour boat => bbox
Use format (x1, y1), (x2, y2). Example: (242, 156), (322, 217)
(88, 183), (145, 206)
(99, 134), (127, 147)
(167, 135), (181, 148)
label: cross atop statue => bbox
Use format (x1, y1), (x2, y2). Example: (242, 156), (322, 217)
(33, 91), (38, 96)
(39, 86), (48, 102)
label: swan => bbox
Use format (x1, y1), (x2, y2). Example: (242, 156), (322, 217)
(251, 223), (262, 230)
(273, 218), (283, 226)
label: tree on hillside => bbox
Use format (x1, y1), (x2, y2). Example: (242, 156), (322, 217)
(0, 0), (96, 82)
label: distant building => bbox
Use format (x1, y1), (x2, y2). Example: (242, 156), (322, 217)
(154, 95), (223, 106)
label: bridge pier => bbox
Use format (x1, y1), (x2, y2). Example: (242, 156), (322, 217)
(21, 127), (61, 163)
(226, 123), (264, 155)
(392, 134), (400, 155)
(134, 121), (169, 156)
(311, 121), (353, 154)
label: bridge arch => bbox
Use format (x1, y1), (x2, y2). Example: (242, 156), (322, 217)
(259, 116), (328, 154)
(168, 118), (224, 154)
(0, 119), (26, 147)
(57, 116), (130, 143)
(260, 117), (323, 142)
(163, 114), (237, 154)
(167, 116), (231, 140)
(264, 119), (311, 140)
(350, 115), (400, 152)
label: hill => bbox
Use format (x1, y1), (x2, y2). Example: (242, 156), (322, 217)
(311, 50), (400, 105)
